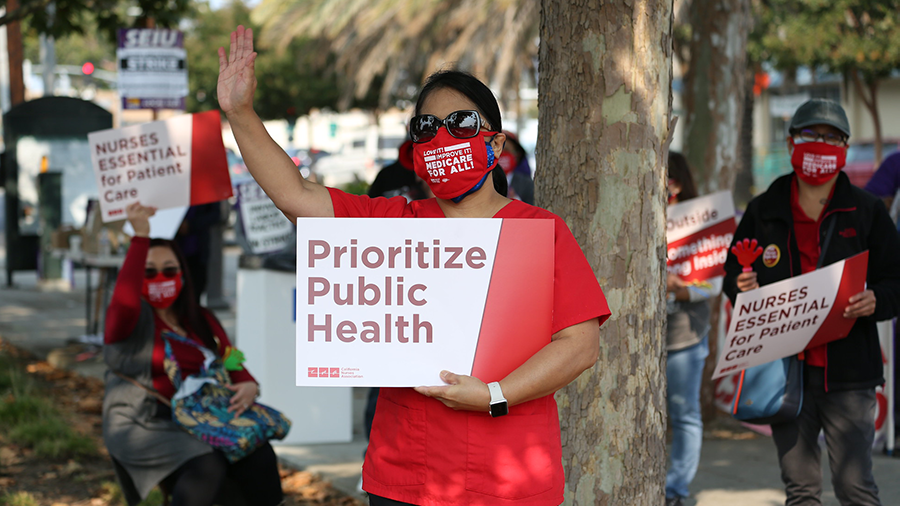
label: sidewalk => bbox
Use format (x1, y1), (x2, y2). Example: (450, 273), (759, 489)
(3, 267), (900, 505)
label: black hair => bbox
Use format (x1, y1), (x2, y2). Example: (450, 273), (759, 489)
(148, 238), (218, 353)
(667, 151), (698, 201)
(491, 166), (508, 196)
(415, 70), (502, 133)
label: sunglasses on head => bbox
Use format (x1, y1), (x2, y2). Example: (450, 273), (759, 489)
(145, 266), (180, 279)
(409, 110), (488, 143)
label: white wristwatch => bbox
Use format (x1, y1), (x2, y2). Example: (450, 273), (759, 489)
(487, 381), (508, 417)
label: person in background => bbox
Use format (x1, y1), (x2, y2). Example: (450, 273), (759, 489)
(175, 202), (223, 303)
(724, 98), (900, 506)
(664, 152), (714, 506)
(217, 26), (610, 506)
(103, 202), (283, 506)
(864, 150), (900, 223)
(863, 149), (900, 441)
(497, 130), (534, 204)
(367, 140), (429, 202)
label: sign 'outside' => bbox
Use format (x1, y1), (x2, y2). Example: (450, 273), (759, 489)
(117, 29), (188, 110)
(712, 251), (868, 378)
(295, 218), (553, 387)
(667, 191), (737, 293)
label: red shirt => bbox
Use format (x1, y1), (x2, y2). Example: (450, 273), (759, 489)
(790, 178), (835, 367)
(105, 237), (255, 399)
(330, 188), (611, 506)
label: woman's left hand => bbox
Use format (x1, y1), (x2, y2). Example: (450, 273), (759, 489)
(414, 371), (492, 412)
(226, 381), (259, 417)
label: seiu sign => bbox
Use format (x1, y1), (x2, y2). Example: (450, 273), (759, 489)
(120, 29), (181, 48)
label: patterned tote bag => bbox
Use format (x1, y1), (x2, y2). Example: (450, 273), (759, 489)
(162, 331), (291, 462)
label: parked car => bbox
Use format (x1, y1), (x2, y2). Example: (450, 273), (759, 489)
(844, 139), (900, 188)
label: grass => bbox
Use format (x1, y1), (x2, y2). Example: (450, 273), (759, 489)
(0, 349), (97, 459)
(99, 481), (165, 506)
(8, 417), (96, 458)
(0, 491), (39, 506)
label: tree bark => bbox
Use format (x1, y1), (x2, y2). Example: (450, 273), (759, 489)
(536, 1), (673, 504)
(6, 0), (25, 106)
(682, 0), (751, 194)
(851, 70), (883, 167)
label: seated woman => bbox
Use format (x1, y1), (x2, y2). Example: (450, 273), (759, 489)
(102, 202), (283, 506)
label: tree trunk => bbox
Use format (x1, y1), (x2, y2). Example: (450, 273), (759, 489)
(536, 1), (673, 504)
(6, 0), (25, 106)
(733, 65), (756, 209)
(682, 0), (751, 194)
(851, 70), (883, 167)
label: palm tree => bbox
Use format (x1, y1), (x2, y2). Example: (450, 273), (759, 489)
(251, 0), (539, 111)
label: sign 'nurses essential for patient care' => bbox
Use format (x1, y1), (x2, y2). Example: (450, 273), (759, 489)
(295, 218), (553, 387)
(88, 110), (233, 222)
(712, 251), (868, 378)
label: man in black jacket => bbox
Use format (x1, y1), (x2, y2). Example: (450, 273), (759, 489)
(724, 98), (900, 506)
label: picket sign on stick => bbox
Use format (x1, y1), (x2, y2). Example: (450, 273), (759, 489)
(88, 110), (233, 223)
(712, 251), (868, 378)
(666, 191), (737, 289)
(295, 218), (553, 387)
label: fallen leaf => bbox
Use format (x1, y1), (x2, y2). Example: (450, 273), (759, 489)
(0, 446), (22, 466)
(60, 460), (83, 476)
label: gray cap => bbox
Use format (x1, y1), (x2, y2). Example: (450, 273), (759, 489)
(789, 98), (851, 137)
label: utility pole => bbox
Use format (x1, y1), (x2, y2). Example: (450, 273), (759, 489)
(39, 2), (56, 96)
(7, 0), (25, 106)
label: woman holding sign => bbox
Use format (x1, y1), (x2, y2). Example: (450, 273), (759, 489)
(724, 99), (900, 506)
(218, 26), (610, 506)
(103, 203), (284, 506)
(664, 152), (714, 506)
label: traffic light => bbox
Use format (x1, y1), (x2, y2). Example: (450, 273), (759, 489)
(82, 62), (94, 75)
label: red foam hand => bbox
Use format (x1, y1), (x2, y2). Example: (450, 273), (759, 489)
(731, 238), (763, 272)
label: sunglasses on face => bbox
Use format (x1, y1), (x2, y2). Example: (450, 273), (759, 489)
(793, 129), (847, 147)
(409, 110), (486, 143)
(145, 266), (180, 279)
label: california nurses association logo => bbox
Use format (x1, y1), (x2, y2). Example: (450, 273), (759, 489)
(763, 244), (781, 268)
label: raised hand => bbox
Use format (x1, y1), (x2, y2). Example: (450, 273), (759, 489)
(731, 238), (763, 272)
(217, 25), (258, 116)
(125, 202), (157, 238)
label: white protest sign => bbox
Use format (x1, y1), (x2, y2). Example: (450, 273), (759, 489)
(296, 218), (553, 387)
(236, 180), (293, 254)
(117, 29), (188, 110)
(667, 191), (736, 283)
(713, 251), (868, 378)
(88, 111), (233, 223)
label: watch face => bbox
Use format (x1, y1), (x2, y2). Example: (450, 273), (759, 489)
(490, 401), (509, 417)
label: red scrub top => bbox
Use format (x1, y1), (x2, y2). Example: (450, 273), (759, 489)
(329, 188), (611, 506)
(790, 178), (835, 368)
(105, 237), (256, 399)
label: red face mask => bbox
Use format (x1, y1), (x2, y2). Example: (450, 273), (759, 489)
(142, 274), (184, 309)
(498, 151), (517, 175)
(790, 139), (846, 186)
(413, 129), (498, 200)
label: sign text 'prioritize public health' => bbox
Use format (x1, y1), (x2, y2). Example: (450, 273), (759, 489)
(296, 218), (517, 386)
(305, 237), (487, 344)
